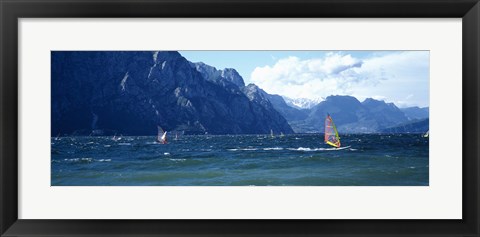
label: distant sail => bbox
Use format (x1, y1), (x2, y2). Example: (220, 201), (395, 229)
(157, 126), (168, 144)
(270, 129), (275, 138)
(423, 130), (429, 138)
(112, 133), (122, 141)
(324, 114), (341, 148)
(161, 131), (167, 141)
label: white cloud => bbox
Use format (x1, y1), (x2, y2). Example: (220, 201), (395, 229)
(371, 95), (387, 101)
(250, 51), (429, 107)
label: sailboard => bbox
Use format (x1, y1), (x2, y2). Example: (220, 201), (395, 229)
(423, 130), (429, 138)
(270, 129), (275, 138)
(324, 114), (341, 148)
(157, 126), (168, 144)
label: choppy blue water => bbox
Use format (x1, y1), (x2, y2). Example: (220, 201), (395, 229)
(51, 134), (428, 186)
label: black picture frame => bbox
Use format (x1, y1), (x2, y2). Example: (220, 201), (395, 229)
(1, 0), (479, 236)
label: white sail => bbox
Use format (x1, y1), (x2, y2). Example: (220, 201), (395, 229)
(161, 131), (167, 141)
(157, 126), (168, 144)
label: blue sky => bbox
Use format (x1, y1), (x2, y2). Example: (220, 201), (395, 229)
(179, 51), (429, 108)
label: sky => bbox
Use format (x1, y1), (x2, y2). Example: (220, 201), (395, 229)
(179, 51), (429, 108)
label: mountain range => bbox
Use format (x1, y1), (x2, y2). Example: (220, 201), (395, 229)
(52, 51), (293, 136)
(51, 51), (428, 136)
(274, 95), (428, 133)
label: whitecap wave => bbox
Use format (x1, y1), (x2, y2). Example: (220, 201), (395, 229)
(263, 147), (284, 151)
(288, 147), (324, 151)
(228, 148), (258, 151)
(287, 147), (348, 151)
(63, 158), (111, 163)
(64, 157), (93, 162)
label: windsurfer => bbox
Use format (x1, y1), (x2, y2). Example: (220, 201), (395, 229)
(325, 114), (341, 148)
(162, 135), (168, 144)
(157, 126), (168, 144)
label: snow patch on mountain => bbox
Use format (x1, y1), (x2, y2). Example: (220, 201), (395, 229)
(282, 97), (323, 109)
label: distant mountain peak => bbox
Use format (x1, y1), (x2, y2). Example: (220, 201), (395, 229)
(242, 84), (262, 101)
(220, 68), (245, 87)
(153, 51), (182, 63)
(362, 98), (386, 105)
(282, 97), (323, 109)
(401, 106), (429, 120)
(362, 98), (401, 111)
(326, 95), (360, 102)
(363, 97), (383, 103)
(191, 62), (245, 88)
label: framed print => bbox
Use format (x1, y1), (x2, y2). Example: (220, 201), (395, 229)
(1, 0), (479, 236)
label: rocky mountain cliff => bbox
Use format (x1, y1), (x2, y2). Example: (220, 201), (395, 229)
(51, 51), (293, 136)
(264, 94), (309, 122)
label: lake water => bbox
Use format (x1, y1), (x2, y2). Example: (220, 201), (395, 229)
(51, 134), (429, 186)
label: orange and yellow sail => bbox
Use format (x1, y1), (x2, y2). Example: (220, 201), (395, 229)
(324, 114), (341, 148)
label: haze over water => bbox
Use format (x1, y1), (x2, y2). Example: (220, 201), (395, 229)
(51, 134), (429, 186)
